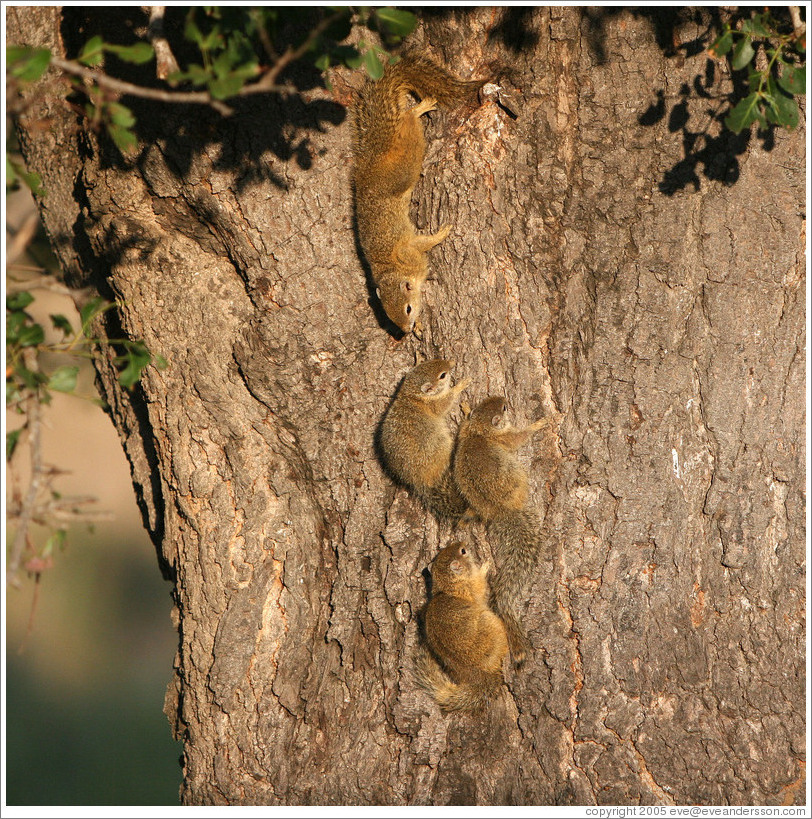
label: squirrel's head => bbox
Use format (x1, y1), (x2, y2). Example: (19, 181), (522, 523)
(376, 278), (422, 333)
(468, 396), (507, 428)
(403, 359), (456, 397)
(431, 542), (483, 589)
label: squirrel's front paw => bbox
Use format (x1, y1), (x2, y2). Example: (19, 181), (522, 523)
(436, 223), (452, 242)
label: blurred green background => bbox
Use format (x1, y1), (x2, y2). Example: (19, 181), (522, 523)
(6, 187), (182, 805)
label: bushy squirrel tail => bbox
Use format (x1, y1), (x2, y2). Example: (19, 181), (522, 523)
(354, 52), (484, 153)
(386, 52), (485, 107)
(419, 470), (468, 522)
(486, 508), (544, 663)
(413, 646), (501, 712)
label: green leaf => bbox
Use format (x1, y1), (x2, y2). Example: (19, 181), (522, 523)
(709, 30), (733, 58)
(108, 123), (138, 153)
(314, 53), (330, 71)
(332, 44), (363, 69)
(6, 155), (17, 190)
(7, 291), (35, 311)
(42, 528), (67, 557)
(208, 73), (246, 100)
(6, 382), (23, 408)
(15, 363), (47, 390)
(732, 37), (755, 71)
(199, 24), (223, 53)
(227, 38), (255, 70)
(50, 314), (74, 335)
(6, 310), (26, 342)
(79, 35), (105, 67)
(185, 16), (205, 47)
(7, 157), (45, 196)
(47, 365), (80, 393)
(6, 428), (22, 460)
(17, 323), (45, 347)
(764, 76), (799, 129)
(373, 8), (418, 38)
(118, 344), (152, 389)
(80, 297), (108, 336)
(747, 69), (764, 89)
(106, 42), (155, 64)
(364, 49), (384, 81)
(742, 14), (771, 38)
(7, 46), (52, 82)
(170, 63), (211, 86)
(212, 50), (237, 77)
(21, 169), (44, 197)
(108, 102), (136, 128)
(725, 92), (762, 133)
(777, 64), (806, 96)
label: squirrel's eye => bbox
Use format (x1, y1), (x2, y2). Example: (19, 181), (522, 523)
(405, 304), (412, 315)
(439, 371), (447, 380)
(459, 547), (466, 555)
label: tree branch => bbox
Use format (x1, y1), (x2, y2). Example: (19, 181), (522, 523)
(7, 350), (43, 587)
(50, 55), (235, 115)
(245, 9), (345, 94)
(147, 5), (180, 81)
(788, 6), (806, 40)
(49, 55), (301, 117)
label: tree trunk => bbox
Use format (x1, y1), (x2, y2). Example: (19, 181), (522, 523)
(9, 6), (805, 806)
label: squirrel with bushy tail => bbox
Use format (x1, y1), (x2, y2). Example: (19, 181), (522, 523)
(414, 542), (509, 712)
(352, 52), (484, 333)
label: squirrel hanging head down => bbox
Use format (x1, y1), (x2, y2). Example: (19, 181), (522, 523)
(352, 53), (485, 333)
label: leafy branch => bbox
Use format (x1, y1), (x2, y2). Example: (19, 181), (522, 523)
(6, 290), (166, 418)
(5, 287), (166, 586)
(708, 7), (806, 133)
(7, 6), (418, 153)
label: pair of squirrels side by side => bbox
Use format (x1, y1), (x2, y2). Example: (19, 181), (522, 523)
(352, 53), (547, 712)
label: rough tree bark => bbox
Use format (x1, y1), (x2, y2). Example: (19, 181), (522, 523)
(8, 6), (805, 806)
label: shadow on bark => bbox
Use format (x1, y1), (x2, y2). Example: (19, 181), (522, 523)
(584, 6), (796, 195)
(58, 7), (347, 190)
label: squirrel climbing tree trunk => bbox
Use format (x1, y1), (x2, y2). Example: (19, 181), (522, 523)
(9, 6), (805, 805)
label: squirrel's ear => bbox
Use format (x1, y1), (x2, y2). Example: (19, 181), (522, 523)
(420, 381), (433, 394)
(449, 559), (463, 574)
(491, 413), (502, 427)
(400, 280), (413, 293)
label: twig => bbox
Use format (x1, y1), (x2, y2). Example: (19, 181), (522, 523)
(7, 350), (44, 588)
(18, 573), (42, 654)
(49, 48), (305, 118)
(238, 9), (345, 94)
(6, 271), (73, 296)
(251, 8), (280, 64)
(6, 211), (42, 267)
(50, 55), (235, 116)
(147, 6), (180, 81)
(788, 6), (805, 40)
